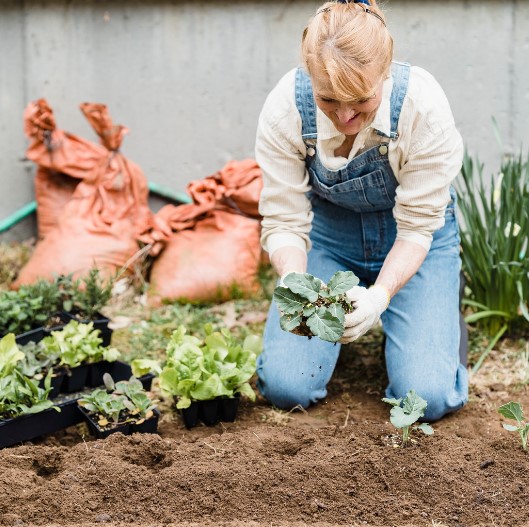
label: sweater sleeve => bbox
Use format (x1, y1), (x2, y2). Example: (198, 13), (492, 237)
(255, 70), (313, 257)
(393, 68), (464, 251)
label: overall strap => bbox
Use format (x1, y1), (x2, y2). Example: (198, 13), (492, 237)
(375, 61), (410, 140)
(295, 67), (318, 142)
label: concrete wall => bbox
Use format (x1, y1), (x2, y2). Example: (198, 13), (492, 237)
(1, 0), (528, 237)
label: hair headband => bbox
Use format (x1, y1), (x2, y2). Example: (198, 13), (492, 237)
(317, 0), (387, 27)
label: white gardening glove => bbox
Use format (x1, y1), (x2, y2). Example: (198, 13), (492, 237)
(340, 285), (390, 344)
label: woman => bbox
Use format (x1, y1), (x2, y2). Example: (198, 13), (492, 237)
(255, 0), (467, 421)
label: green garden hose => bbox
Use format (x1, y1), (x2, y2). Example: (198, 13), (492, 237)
(0, 182), (192, 234)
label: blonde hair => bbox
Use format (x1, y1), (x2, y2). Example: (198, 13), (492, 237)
(301, 1), (393, 101)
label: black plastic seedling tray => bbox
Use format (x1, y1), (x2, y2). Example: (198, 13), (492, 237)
(0, 362), (154, 448)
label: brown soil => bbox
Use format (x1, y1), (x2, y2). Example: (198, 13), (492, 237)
(1, 336), (529, 527)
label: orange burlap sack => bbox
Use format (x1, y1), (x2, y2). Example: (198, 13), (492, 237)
(13, 101), (152, 286)
(24, 99), (108, 238)
(142, 159), (263, 304)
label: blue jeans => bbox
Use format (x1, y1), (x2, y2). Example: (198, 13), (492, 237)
(257, 198), (468, 422)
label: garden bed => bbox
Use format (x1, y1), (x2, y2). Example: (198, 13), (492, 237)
(0, 241), (527, 527)
(0, 332), (528, 527)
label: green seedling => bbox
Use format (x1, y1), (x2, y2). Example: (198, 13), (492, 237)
(273, 271), (358, 342)
(79, 374), (158, 428)
(498, 401), (529, 450)
(159, 324), (260, 409)
(382, 390), (434, 446)
(40, 320), (121, 368)
(0, 370), (58, 420)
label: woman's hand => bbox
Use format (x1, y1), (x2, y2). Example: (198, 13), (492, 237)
(340, 240), (428, 343)
(340, 285), (390, 343)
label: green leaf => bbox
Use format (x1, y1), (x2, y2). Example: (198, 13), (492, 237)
(303, 305), (316, 316)
(131, 359), (162, 377)
(176, 396), (192, 409)
(242, 334), (262, 355)
(190, 373), (231, 401)
(0, 334), (25, 377)
(382, 397), (402, 407)
(306, 308), (343, 342)
(273, 287), (307, 315)
(503, 423), (520, 432)
(236, 382), (256, 401)
(390, 406), (423, 429)
(283, 273), (323, 302)
(280, 312), (303, 332)
(327, 303), (345, 324)
(415, 422), (434, 435)
(498, 401), (524, 424)
(388, 390), (428, 429)
(402, 390), (428, 416)
(327, 271), (359, 296)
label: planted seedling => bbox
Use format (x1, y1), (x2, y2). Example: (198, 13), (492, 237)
(273, 271), (359, 342)
(498, 401), (529, 450)
(382, 390), (433, 446)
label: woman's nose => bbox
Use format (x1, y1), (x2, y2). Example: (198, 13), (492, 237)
(335, 104), (356, 124)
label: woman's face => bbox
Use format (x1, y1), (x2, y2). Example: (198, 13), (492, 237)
(311, 69), (384, 137)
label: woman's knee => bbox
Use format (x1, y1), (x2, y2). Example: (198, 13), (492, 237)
(256, 355), (327, 410)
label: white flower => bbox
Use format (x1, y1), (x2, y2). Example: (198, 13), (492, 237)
(504, 222), (521, 237)
(493, 172), (504, 205)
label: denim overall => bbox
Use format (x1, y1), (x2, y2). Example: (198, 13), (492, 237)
(257, 62), (468, 421)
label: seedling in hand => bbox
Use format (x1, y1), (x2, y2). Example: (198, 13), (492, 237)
(498, 401), (529, 450)
(382, 390), (433, 446)
(273, 271), (359, 342)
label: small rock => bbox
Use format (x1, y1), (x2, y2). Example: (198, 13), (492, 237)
(95, 513), (112, 523)
(489, 383), (505, 392)
(480, 459), (494, 469)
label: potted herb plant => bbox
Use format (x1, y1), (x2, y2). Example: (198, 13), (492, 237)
(158, 325), (260, 429)
(0, 276), (76, 345)
(64, 268), (114, 346)
(77, 374), (159, 439)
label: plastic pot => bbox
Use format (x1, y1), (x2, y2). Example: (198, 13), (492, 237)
(86, 361), (113, 388)
(218, 394), (240, 422)
(131, 409), (161, 434)
(181, 402), (200, 429)
(15, 327), (46, 346)
(199, 399), (220, 426)
(62, 364), (90, 393)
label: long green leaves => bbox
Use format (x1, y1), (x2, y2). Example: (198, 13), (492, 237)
(457, 152), (529, 342)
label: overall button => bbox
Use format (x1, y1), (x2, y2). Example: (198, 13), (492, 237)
(307, 147), (316, 156)
(379, 145), (388, 155)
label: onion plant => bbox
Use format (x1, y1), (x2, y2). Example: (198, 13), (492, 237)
(457, 152), (529, 371)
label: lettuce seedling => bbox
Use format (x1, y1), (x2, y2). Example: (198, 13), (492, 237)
(382, 390), (434, 446)
(159, 325), (260, 409)
(273, 271), (359, 342)
(498, 401), (529, 450)
(40, 320), (121, 368)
